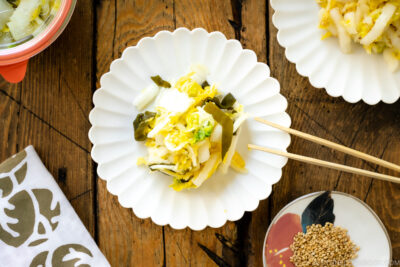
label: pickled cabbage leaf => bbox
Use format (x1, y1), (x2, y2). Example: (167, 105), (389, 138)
(170, 178), (196, 191)
(0, 0), (13, 30)
(7, 0), (41, 40)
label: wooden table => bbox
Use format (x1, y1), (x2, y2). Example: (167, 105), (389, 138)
(1, 1), (399, 266)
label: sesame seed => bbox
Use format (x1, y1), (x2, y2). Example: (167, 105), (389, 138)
(289, 223), (359, 267)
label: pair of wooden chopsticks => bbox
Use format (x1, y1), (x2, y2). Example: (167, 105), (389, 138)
(248, 117), (400, 184)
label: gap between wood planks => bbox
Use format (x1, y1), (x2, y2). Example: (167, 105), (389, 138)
(163, 1), (175, 265)
(92, 0), (99, 246)
(15, 85), (22, 152)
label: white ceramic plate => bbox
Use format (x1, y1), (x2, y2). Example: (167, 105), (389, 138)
(89, 28), (291, 230)
(270, 0), (400, 105)
(263, 191), (391, 267)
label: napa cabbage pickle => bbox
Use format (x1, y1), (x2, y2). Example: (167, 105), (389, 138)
(203, 102), (233, 160)
(194, 121), (214, 142)
(170, 178), (196, 191)
(132, 65), (247, 191)
(0, 0), (59, 47)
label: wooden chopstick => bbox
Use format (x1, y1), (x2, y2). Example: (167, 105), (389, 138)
(248, 144), (400, 184)
(254, 117), (400, 173)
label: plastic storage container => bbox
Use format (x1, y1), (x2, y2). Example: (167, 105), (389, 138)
(0, 0), (76, 83)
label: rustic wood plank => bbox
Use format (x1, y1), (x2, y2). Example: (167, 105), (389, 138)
(334, 103), (400, 198)
(365, 165), (400, 258)
(241, 0), (267, 63)
(17, 104), (95, 235)
(239, 1), (269, 266)
(19, 0), (94, 150)
(0, 81), (20, 104)
(0, 91), (95, 235)
(95, 0), (174, 265)
(268, 0), (400, 261)
(164, 224), (240, 267)
(349, 103), (400, 257)
(161, 1), (242, 267)
(174, 0), (234, 34)
(96, 0), (176, 87)
(0, 76), (22, 159)
(0, 93), (19, 163)
(97, 179), (164, 265)
(0, 0), (95, 237)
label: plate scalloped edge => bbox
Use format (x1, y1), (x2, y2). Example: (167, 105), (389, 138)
(270, 0), (400, 105)
(89, 27), (292, 230)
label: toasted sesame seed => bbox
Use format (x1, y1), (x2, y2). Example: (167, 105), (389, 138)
(289, 223), (358, 267)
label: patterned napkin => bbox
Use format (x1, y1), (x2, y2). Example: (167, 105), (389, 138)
(0, 146), (109, 266)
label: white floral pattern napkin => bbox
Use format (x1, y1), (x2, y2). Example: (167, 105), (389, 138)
(0, 146), (110, 267)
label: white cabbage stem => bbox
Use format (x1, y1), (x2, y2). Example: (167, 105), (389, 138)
(198, 140), (210, 164)
(343, 12), (357, 35)
(330, 8), (352, 53)
(360, 3), (396, 46)
(133, 84), (159, 111)
(193, 153), (219, 187)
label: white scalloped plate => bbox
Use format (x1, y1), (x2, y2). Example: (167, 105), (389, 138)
(271, 0), (400, 105)
(89, 28), (291, 230)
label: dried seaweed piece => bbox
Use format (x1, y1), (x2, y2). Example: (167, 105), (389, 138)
(221, 93), (236, 109)
(203, 102), (233, 160)
(204, 93), (236, 110)
(201, 81), (210, 89)
(133, 111), (156, 141)
(151, 75), (171, 88)
(204, 96), (221, 107)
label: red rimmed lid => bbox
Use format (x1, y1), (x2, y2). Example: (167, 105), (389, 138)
(0, 0), (75, 83)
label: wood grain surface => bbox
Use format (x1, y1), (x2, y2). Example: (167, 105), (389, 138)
(0, 0), (399, 266)
(0, 0), (95, 236)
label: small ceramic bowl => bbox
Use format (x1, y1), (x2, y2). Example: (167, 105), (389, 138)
(263, 191), (391, 267)
(0, 0), (76, 83)
(270, 0), (400, 105)
(89, 28), (291, 230)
